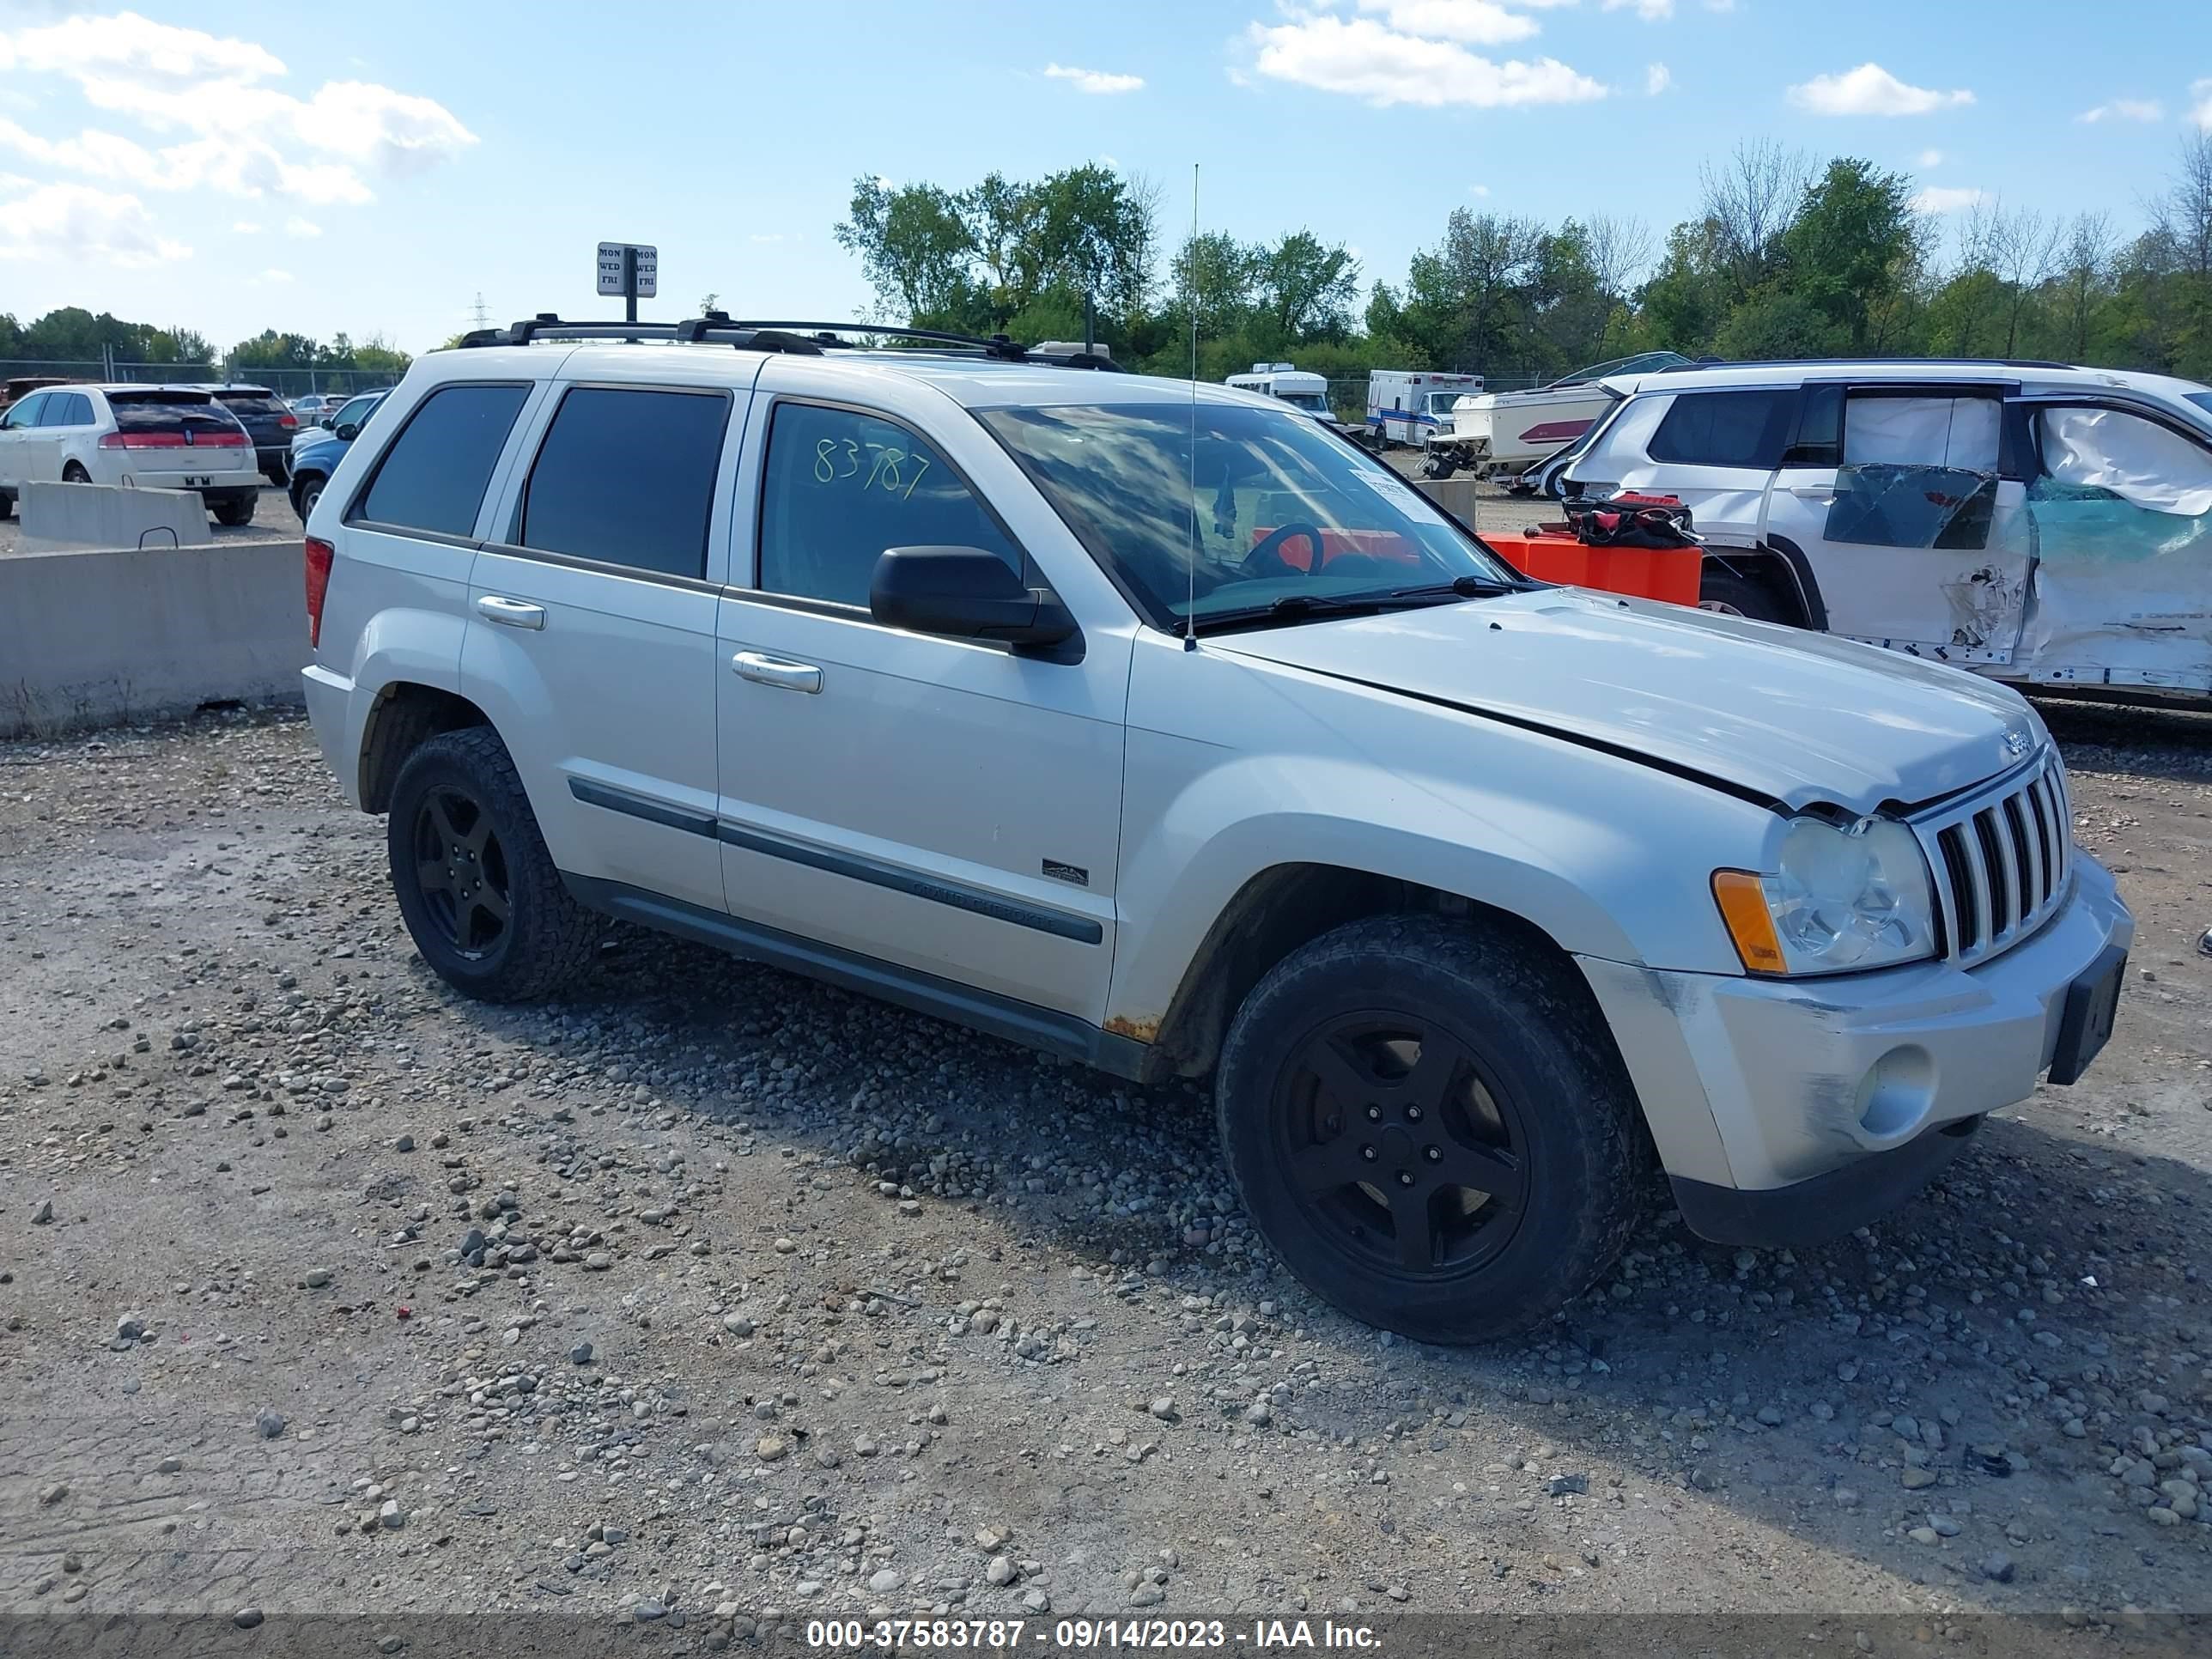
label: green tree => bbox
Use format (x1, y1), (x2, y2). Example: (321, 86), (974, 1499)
(1779, 158), (1916, 352)
(1255, 230), (1359, 342)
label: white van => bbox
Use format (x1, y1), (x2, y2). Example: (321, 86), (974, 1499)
(1224, 363), (1334, 425)
(1559, 357), (2212, 698)
(1366, 370), (1483, 449)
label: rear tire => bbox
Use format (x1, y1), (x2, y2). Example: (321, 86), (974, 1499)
(1215, 915), (1644, 1344)
(212, 493), (256, 527)
(62, 463), (89, 483)
(1698, 563), (1795, 624)
(0, 490), (12, 521)
(386, 727), (599, 1003)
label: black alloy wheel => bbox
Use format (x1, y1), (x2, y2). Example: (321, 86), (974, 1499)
(409, 784), (512, 958)
(1274, 1014), (1528, 1275)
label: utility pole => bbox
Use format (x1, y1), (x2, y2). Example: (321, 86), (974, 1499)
(470, 292), (490, 328)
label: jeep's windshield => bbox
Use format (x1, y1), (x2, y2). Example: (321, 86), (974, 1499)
(979, 400), (1519, 632)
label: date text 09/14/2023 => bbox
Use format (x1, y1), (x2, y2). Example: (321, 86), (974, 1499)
(803, 1619), (1383, 1650)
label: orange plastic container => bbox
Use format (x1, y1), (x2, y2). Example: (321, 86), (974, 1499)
(1480, 529), (1702, 608)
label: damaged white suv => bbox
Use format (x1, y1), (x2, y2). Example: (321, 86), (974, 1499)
(299, 318), (2134, 1342)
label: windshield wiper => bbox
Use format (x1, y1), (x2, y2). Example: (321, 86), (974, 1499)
(1191, 579), (1509, 636)
(1389, 574), (1522, 599)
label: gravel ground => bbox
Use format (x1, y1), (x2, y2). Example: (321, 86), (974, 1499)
(0, 483), (301, 556)
(0, 693), (2207, 1644)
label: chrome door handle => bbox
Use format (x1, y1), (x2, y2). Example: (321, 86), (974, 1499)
(732, 651), (823, 694)
(477, 595), (546, 629)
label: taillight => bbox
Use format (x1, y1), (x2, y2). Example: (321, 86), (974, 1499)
(278, 412), (298, 429)
(305, 536), (335, 649)
(97, 428), (246, 448)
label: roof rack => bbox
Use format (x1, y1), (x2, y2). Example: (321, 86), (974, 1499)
(453, 313), (1121, 368)
(1661, 355), (2076, 373)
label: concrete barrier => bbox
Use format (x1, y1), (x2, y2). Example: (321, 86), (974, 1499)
(0, 540), (307, 737)
(18, 480), (212, 554)
(1413, 477), (1492, 523)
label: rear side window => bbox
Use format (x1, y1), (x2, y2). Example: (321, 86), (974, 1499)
(520, 386), (731, 579)
(1647, 389), (1795, 468)
(40, 393), (93, 426)
(356, 384), (530, 538)
(756, 401), (1023, 607)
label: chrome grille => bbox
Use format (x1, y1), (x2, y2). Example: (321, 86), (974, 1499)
(1911, 751), (2071, 966)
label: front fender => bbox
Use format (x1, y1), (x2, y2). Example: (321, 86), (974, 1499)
(1104, 629), (1784, 1036)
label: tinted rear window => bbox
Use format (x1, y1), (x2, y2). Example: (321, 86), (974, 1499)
(108, 394), (238, 434)
(1647, 389), (1796, 469)
(356, 384), (530, 538)
(520, 386), (731, 579)
(213, 392), (288, 416)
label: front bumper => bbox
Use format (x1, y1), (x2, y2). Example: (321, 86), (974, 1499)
(1577, 855), (2133, 1229)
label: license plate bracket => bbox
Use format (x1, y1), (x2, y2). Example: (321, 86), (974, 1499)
(2048, 944), (2125, 1085)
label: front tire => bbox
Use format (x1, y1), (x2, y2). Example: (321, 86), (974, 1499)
(292, 475), (324, 521)
(386, 727), (599, 1002)
(1216, 915), (1644, 1344)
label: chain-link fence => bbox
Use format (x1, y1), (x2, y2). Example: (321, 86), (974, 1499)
(1, 361), (397, 398)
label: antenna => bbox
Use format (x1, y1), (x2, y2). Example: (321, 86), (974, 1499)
(1184, 163), (1200, 654)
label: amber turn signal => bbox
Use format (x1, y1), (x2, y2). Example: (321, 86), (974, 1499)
(1711, 870), (1787, 975)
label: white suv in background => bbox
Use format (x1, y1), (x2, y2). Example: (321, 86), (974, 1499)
(298, 317), (2132, 1343)
(1559, 359), (2212, 699)
(0, 384), (264, 526)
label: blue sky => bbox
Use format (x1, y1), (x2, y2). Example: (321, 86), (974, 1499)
(2, 0), (2207, 356)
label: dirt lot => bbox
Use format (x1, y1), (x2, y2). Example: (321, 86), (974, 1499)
(0, 689), (2207, 1645)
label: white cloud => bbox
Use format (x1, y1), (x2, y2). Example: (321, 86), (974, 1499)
(283, 214), (319, 237)
(1789, 63), (1974, 117)
(1917, 148), (1942, 167)
(232, 218), (259, 232)
(1703, 0), (1737, 9)
(1042, 62), (1143, 94)
(1469, 182), (1492, 196)
(1247, 15), (1607, 107)
(251, 266), (294, 284)
(0, 11), (282, 83)
(749, 232), (787, 244)
(2076, 98), (2163, 124)
(0, 9), (474, 207)
(1645, 62), (1671, 94)
(1355, 0), (1539, 45)
(0, 179), (187, 266)
(1911, 185), (1985, 214)
(2190, 79), (2212, 130)
(1602, 0), (1673, 16)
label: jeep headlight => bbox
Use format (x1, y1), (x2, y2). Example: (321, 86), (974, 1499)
(1711, 816), (1937, 976)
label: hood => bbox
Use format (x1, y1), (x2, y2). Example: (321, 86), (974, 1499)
(1208, 590), (2038, 815)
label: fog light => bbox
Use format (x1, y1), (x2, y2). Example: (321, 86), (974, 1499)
(1855, 1046), (1936, 1139)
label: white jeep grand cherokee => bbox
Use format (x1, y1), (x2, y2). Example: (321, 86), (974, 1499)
(298, 318), (2133, 1343)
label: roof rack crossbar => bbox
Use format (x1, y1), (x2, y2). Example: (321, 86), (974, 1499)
(458, 313), (1037, 361)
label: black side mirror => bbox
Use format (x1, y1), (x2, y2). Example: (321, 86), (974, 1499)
(334, 422), (359, 441)
(870, 546), (1079, 653)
